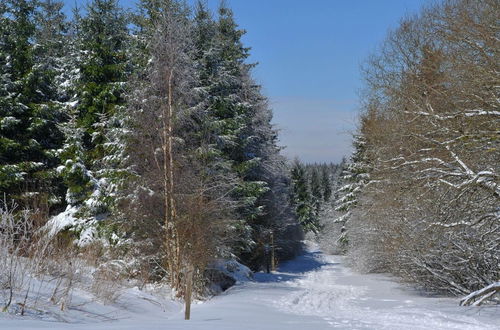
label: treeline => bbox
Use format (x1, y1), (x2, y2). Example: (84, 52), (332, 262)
(0, 0), (303, 300)
(325, 0), (499, 298)
(289, 161), (341, 234)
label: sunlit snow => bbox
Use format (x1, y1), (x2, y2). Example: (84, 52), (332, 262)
(1, 243), (497, 330)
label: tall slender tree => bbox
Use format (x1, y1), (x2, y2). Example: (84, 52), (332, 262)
(333, 132), (370, 251)
(290, 160), (319, 234)
(61, 0), (129, 215)
(321, 165), (332, 202)
(310, 168), (322, 216)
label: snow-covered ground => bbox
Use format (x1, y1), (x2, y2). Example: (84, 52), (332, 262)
(1, 243), (498, 329)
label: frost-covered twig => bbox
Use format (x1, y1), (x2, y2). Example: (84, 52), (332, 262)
(460, 282), (500, 306)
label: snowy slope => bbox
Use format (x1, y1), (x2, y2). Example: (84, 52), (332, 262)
(1, 243), (498, 329)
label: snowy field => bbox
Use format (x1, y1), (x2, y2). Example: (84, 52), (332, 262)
(1, 243), (498, 330)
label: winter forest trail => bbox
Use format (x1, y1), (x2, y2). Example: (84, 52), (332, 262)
(1, 243), (499, 330)
(268, 244), (499, 329)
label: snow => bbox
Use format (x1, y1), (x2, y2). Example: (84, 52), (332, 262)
(44, 205), (79, 237)
(1, 243), (498, 329)
(43, 206), (100, 247)
(78, 225), (97, 246)
(275, 243), (499, 329)
(0, 116), (21, 128)
(66, 100), (78, 108)
(461, 282), (500, 307)
(56, 165), (65, 173)
(211, 259), (253, 283)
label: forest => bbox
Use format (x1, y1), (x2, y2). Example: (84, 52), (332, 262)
(0, 0), (498, 325)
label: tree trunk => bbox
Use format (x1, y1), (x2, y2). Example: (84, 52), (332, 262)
(184, 265), (194, 320)
(271, 231), (276, 272)
(163, 68), (181, 292)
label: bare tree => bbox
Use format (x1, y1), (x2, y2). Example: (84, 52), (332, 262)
(344, 0), (499, 300)
(124, 0), (240, 318)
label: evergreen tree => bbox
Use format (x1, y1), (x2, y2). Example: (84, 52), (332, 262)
(191, 2), (299, 269)
(35, 0), (67, 78)
(0, 0), (302, 277)
(215, 4), (268, 242)
(191, 3), (266, 256)
(55, 4), (88, 207)
(0, 0), (64, 212)
(310, 168), (322, 215)
(58, 109), (94, 206)
(321, 165), (332, 202)
(333, 134), (370, 250)
(124, 1), (254, 305)
(61, 0), (129, 216)
(290, 160), (319, 234)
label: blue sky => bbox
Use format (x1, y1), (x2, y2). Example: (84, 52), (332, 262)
(62, 0), (427, 163)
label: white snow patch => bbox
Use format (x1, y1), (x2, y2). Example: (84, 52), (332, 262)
(0, 242), (498, 330)
(44, 205), (79, 237)
(273, 244), (499, 330)
(66, 100), (78, 108)
(212, 259), (253, 283)
(77, 225), (97, 246)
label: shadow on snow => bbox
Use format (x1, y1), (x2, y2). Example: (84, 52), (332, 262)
(253, 250), (338, 283)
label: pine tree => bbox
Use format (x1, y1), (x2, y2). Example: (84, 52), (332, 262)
(333, 134), (370, 250)
(191, 3), (264, 255)
(58, 109), (94, 206)
(290, 160), (319, 234)
(321, 165), (332, 202)
(35, 0), (67, 76)
(195, 3), (299, 267)
(63, 0), (129, 216)
(124, 3), (252, 313)
(34, 0), (71, 209)
(56, 4), (89, 208)
(310, 168), (322, 216)
(42, 0), (131, 247)
(0, 0), (64, 212)
(215, 4), (268, 244)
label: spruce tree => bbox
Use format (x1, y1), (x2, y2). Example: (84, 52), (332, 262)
(310, 168), (322, 216)
(213, 4), (296, 265)
(43, 0), (131, 247)
(215, 3), (268, 233)
(333, 134), (370, 250)
(290, 160), (319, 234)
(321, 165), (332, 202)
(0, 0), (64, 212)
(191, 2), (298, 268)
(62, 0), (129, 217)
(191, 3), (263, 254)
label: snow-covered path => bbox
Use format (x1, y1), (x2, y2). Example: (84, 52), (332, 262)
(1, 244), (498, 329)
(272, 246), (499, 329)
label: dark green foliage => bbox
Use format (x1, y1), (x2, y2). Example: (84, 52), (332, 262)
(58, 0), (129, 219)
(290, 160), (320, 234)
(321, 166), (332, 202)
(0, 0), (64, 210)
(76, 0), (128, 158)
(191, 3), (286, 260)
(181, 2), (301, 269)
(1, 0), (302, 276)
(310, 168), (322, 216)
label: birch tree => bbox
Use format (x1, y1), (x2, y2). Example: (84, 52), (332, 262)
(125, 1), (241, 318)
